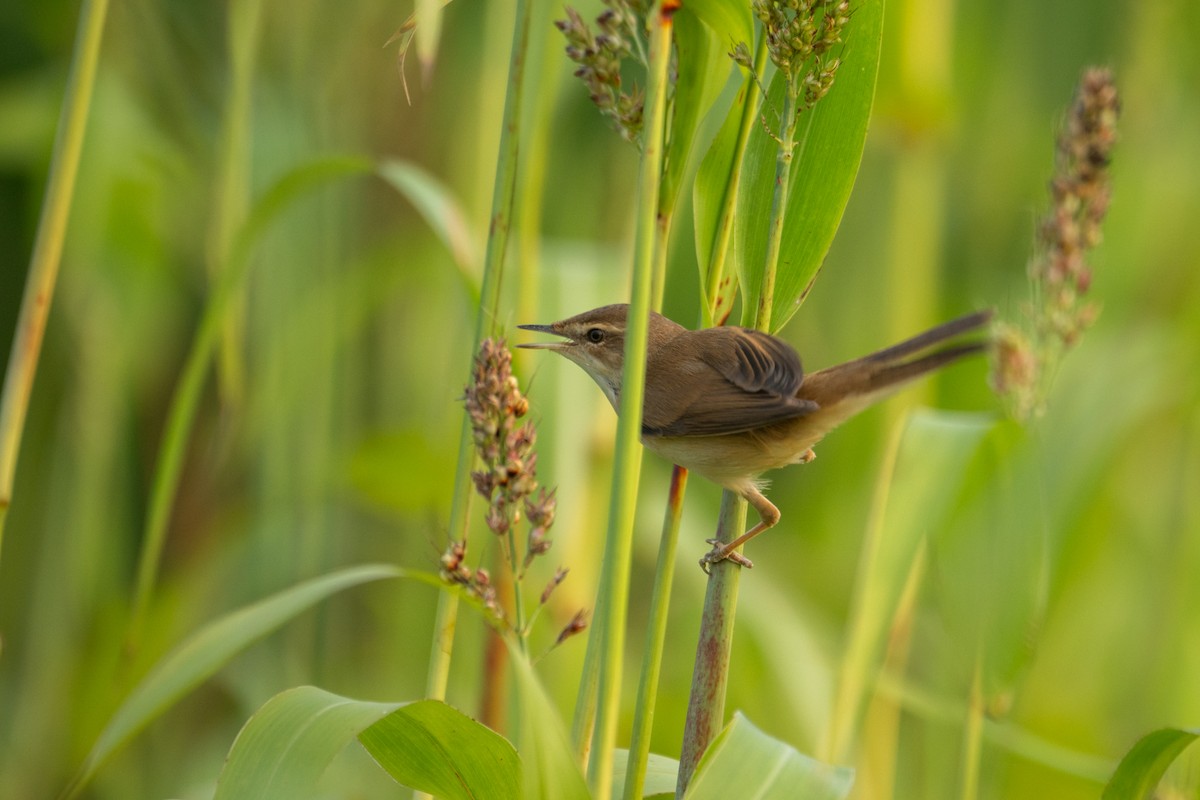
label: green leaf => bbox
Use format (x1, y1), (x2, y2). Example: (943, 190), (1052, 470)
(735, 0), (883, 332)
(214, 686), (400, 800)
(508, 642), (590, 800)
(825, 410), (995, 762)
(930, 420), (1049, 695)
(359, 699), (521, 799)
(685, 0), (754, 49)
(685, 713), (853, 799)
(377, 158), (476, 273)
(1102, 728), (1199, 800)
(662, 8), (731, 213)
(65, 565), (402, 797)
(614, 749), (679, 798)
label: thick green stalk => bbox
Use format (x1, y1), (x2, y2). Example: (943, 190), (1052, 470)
(582, 4), (675, 797)
(423, 0), (534, 701)
(753, 72), (802, 332)
(621, 465), (687, 800)
(0, 0), (109, 570)
(702, 35), (768, 328)
(676, 490), (746, 794)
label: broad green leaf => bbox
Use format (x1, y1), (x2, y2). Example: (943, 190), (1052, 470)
(930, 420), (1049, 696)
(614, 748), (679, 798)
(735, 0), (883, 331)
(215, 686), (400, 800)
(685, 0), (754, 50)
(508, 641), (590, 800)
(65, 565), (402, 797)
(360, 699), (521, 799)
(1102, 727), (1199, 800)
(825, 410), (994, 762)
(662, 9), (733, 212)
(378, 159), (476, 272)
(686, 713), (853, 799)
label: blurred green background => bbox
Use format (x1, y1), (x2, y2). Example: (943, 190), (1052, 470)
(1, 0), (1198, 798)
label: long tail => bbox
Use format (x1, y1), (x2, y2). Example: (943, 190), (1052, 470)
(800, 309), (994, 408)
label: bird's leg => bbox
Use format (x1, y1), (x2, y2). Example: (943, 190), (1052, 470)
(700, 486), (781, 572)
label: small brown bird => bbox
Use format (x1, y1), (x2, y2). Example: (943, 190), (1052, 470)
(518, 304), (992, 570)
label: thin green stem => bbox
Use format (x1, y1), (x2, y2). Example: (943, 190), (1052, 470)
(960, 659), (985, 800)
(582, 5), (674, 797)
(207, 0), (263, 411)
(677, 490), (746, 795)
(622, 465), (687, 800)
(0, 0), (109, 570)
(753, 72), (801, 332)
(702, 34), (768, 328)
(421, 0), (533, 705)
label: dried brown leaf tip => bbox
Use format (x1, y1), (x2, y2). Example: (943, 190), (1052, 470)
(992, 67), (1120, 420)
(557, 1), (647, 143)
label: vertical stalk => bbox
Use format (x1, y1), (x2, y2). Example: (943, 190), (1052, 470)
(960, 658), (985, 800)
(0, 0), (109, 568)
(621, 465), (687, 800)
(753, 73), (801, 332)
(423, 0), (533, 704)
(701, 35), (768, 328)
(580, 4), (676, 797)
(676, 491), (746, 794)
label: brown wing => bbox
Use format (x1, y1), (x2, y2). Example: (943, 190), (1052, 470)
(642, 326), (818, 436)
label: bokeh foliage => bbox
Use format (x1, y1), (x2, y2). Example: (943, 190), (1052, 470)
(0, 0), (1198, 798)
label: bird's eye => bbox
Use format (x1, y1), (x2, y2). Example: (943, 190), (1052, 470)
(586, 328), (605, 343)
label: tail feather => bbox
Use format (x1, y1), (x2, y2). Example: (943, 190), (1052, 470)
(799, 310), (993, 409)
(865, 341), (988, 393)
(862, 309), (993, 365)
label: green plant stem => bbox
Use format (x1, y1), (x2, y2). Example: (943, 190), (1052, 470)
(621, 465), (687, 800)
(207, 0), (263, 411)
(580, 5), (674, 797)
(0, 0), (109, 571)
(677, 490), (746, 795)
(421, 0), (533, 713)
(702, 34), (767, 328)
(753, 72), (801, 332)
(960, 659), (985, 800)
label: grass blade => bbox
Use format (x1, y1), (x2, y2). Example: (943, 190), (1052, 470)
(215, 686), (400, 800)
(64, 564), (402, 798)
(360, 699), (521, 799)
(686, 712), (853, 800)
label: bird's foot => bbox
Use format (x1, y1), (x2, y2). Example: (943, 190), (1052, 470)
(699, 538), (754, 573)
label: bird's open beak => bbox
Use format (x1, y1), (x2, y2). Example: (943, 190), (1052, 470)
(516, 323), (571, 350)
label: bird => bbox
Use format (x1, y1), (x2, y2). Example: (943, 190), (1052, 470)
(518, 304), (992, 570)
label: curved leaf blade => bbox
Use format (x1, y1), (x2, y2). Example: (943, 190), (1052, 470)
(1102, 727), (1199, 800)
(686, 713), (853, 800)
(360, 699), (521, 799)
(215, 686), (400, 800)
(66, 565), (403, 797)
(377, 159), (476, 272)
